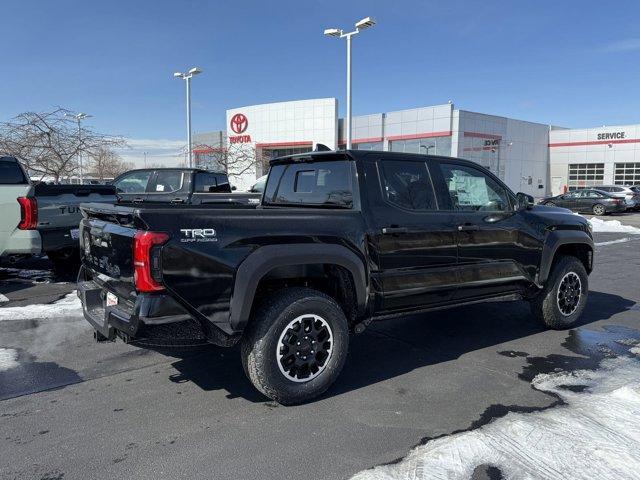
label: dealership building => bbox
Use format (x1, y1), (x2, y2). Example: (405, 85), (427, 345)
(193, 98), (640, 196)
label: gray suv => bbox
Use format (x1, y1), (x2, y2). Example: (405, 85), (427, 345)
(596, 186), (640, 211)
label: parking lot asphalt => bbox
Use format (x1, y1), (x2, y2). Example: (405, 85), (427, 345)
(1, 223), (639, 480)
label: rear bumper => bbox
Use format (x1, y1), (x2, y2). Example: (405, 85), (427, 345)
(607, 203), (627, 213)
(40, 227), (79, 253)
(0, 229), (41, 257)
(77, 266), (237, 346)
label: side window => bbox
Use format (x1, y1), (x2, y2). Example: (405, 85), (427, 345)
(439, 163), (512, 212)
(113, 171), (152, 193)
(194, 172), (230, 193)
(267, 161), (353, 208)
(380, 160), (437, 210)
(565, 191), (579, 198)
(151, 170), (183, 193)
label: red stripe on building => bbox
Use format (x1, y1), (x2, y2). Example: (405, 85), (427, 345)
(463, 131), (502, 139)
(462, 146), (498, 152)
(338, 136), (384, 144)
(255, 141), (314, 148)
(385, 131), (452, 142)
(193, 147), (226, 154)
(549, 138), (640, 147)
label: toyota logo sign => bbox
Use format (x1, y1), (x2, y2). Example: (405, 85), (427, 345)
(230, 113), (248, 134)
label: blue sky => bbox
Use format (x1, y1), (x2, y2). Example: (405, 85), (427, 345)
(2, 0), (640, 165)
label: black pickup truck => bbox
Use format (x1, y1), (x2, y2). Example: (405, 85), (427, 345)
(112, 167), (261, 206)
(78, 150), (594, 404)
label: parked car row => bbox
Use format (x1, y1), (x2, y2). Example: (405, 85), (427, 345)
(0, 156), (260, 267)
(539, 185), (640, 215)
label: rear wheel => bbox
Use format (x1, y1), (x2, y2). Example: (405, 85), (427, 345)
(241, 287), (349, 405)
(529, 255), (588, 329)
(592, 204), (606, 215)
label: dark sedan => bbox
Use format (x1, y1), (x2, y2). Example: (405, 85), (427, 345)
(539, 189), (626, 215)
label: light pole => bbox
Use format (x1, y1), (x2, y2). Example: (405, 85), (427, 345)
(324, 17), (376, 150)
(174, 67), (203, 167)
(143, 151), (147, 168)
(420, 144), (435, 155)
(66, 112), (92, 184)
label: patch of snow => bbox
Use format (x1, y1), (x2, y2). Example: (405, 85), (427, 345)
(631, 347), (640, 356)
(352, 357), (640, 480)
(0, 348), (19, 371)
(588, 217), (640, 234)
(0, 294), (8, 303)
(0, 292), (82, 321)
(595, 238), (631, 246)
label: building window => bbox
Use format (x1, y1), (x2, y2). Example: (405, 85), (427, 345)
(567, 163), (604, 191)
(389, 136), (451, 156)
(260, 146), (313, 171)
(354, 141), (383, 151)
(614, 162), (640, 185)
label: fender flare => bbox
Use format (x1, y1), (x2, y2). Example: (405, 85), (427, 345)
(229, 244), (368, 332)
(537, 229), (594, 285)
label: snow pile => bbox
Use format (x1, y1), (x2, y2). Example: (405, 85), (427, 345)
(595, 238), (631, 246)
(0, 292), (82, 321)
(0, 348), (19, 371)
(588, 217), (640, 234)
(352, 357), (640, 480)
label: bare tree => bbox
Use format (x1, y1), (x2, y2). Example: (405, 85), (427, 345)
(192, 142), (261, 182)
(88, 147), (133, 180)
(0, 107), (127, 182)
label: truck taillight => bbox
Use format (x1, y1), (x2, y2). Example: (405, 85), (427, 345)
(133, 231), (170, 292)
(17, 197), (38, 230)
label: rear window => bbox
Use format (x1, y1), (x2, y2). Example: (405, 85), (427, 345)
(0, 158), (28, 184)
(264, 160), (353, 208)
(194, 172), (231, 193)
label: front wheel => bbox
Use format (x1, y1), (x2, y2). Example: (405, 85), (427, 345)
(592, 204), (606, 215)
(529, 255), (588, 329)
(241, 287), (349, 405)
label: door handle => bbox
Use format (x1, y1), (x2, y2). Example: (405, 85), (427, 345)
(132, 197), (144, 203)
(170, 197), (185, 204)
(382, 226), (408, 234)
(457, 223), (479, 232)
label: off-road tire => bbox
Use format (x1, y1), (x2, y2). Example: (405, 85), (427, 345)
(241, 287), (349, 405)
(529, 255), (588, 329)
(592, 204), (606, 216)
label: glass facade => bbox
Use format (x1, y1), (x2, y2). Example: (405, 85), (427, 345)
(260, 146), (313, 171)
(353, 141), (383, 151)
(614, 162), (640, 185)
(389, 136), (451, 156)
(567, 163), (604, 190)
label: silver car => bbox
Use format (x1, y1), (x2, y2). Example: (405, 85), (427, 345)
(596, 185), (640, 211)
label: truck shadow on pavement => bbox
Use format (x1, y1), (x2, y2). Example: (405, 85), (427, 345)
(164, 290), (635, 403)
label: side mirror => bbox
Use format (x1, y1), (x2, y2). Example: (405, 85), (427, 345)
(516, 192), (534, 210)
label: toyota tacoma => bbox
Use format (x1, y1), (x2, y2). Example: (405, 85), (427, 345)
(78, 150), (594, 404)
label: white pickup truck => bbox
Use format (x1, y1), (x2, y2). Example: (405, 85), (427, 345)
(0, 156), (116, 268)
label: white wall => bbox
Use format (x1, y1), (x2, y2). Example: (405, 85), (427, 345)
(226, 98), (338, 190)
(549, 124), (640, 195)
(454, 110), (550, 197)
